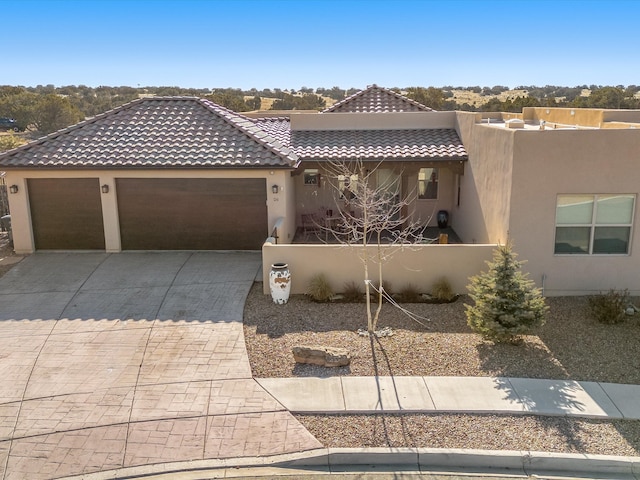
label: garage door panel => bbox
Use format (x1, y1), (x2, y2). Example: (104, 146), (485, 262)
(116, 178), (267, 250)
(28, 178), (106, 250)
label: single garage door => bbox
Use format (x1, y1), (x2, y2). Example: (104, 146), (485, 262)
(116, 178), (268, 250)
(28, 178), (106, 250)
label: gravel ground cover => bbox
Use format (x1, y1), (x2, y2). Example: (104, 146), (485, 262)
(243, 284), (640, 383)
(243, 283), (640, 454)
(297, 414), (640, 456)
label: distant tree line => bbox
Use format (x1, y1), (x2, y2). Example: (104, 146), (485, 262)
(2, 84), (640, 138)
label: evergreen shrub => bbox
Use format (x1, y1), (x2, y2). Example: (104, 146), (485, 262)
(465, 243), (548, 344)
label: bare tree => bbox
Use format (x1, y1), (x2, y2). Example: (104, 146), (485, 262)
(320, 159), (434, 334)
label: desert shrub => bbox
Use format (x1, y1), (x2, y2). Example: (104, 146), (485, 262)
(342, 280), (363, 302)
(307, 273), (333, 302)
(465, 243), (548, 344)
(588, 289), (629, 324)
(432, 277), (455, 302)
(0, 134), (27, 153)
(399, 284), (421, 303)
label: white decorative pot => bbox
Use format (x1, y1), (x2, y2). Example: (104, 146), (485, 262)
(269, 263), (291, 304)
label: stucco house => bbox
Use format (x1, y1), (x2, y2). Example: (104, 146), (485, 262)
(252, 85), (468, 236)
(2, 85), (640, 295)
(0, 98), (299, 251)
(454, 107), (640, 295)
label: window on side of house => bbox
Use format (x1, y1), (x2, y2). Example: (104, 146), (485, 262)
(338, 173), (358, 199)
(418, 167), (438, 200)
(554, 194), (635, 255)
(303, 169), (320, 186)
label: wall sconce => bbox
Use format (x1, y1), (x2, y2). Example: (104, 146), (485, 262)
(101, 184), (110, 194)
(271, 184), (279, 194)
(9, 185), (18, 194)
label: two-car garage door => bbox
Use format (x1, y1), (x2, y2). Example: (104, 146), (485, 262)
(27, 178), (268, 250)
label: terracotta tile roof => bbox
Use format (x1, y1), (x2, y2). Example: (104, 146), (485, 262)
(290, 129), (466, 161)
(323, 85), (434, 113)
(251, 117), (291, 146)
(0, 97), (298, 169)
(249, 113), (466, 161)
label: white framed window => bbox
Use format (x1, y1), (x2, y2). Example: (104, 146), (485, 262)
(418, 168), (438, 200)
(554, 194), (635, 255)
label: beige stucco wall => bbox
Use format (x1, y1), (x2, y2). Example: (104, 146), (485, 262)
(263, 240), (495, 295)
(507, 129), (640, 295)
(292, 111), (458, 131)
(523, 107), (605, 127)
(523, 107), (640, 129)
(453, 113), (514, 244)
(602, 109), (640, 124)
(4, 168), (295, 254)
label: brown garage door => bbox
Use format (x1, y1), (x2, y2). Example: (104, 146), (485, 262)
(28, 178), (106, 250)
(116, 178), (268, 250)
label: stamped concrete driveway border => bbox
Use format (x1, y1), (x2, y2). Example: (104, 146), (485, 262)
(0, 252), (321, 480)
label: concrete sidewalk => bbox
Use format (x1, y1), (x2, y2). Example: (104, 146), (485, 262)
(257, 376), (640, 419)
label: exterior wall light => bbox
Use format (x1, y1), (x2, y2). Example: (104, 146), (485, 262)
(9, 185), (18, 194)
(272, 184), (279, 194)
(101, 184), (110, 194)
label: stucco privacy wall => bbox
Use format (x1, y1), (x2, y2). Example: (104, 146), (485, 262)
(508, 128), (640, 296)
(5, 169), (294, 254)
(452, 112), (514, 245)
(262, 240), (495, 296)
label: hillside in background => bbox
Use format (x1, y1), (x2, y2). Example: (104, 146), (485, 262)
(2, 84), (640, 145)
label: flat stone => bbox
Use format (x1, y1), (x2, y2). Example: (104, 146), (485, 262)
(292, 345), (351, 367)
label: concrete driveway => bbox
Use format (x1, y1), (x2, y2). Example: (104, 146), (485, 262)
(0, 252), (321, 480)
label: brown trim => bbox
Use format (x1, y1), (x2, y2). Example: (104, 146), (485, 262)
(297, 159), (466, 174)
(0, 166), (296, 171)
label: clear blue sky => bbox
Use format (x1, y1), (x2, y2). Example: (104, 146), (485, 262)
(3, 0), (640, 90)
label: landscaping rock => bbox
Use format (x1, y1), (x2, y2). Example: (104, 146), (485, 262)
(292, 345), (351, 367)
